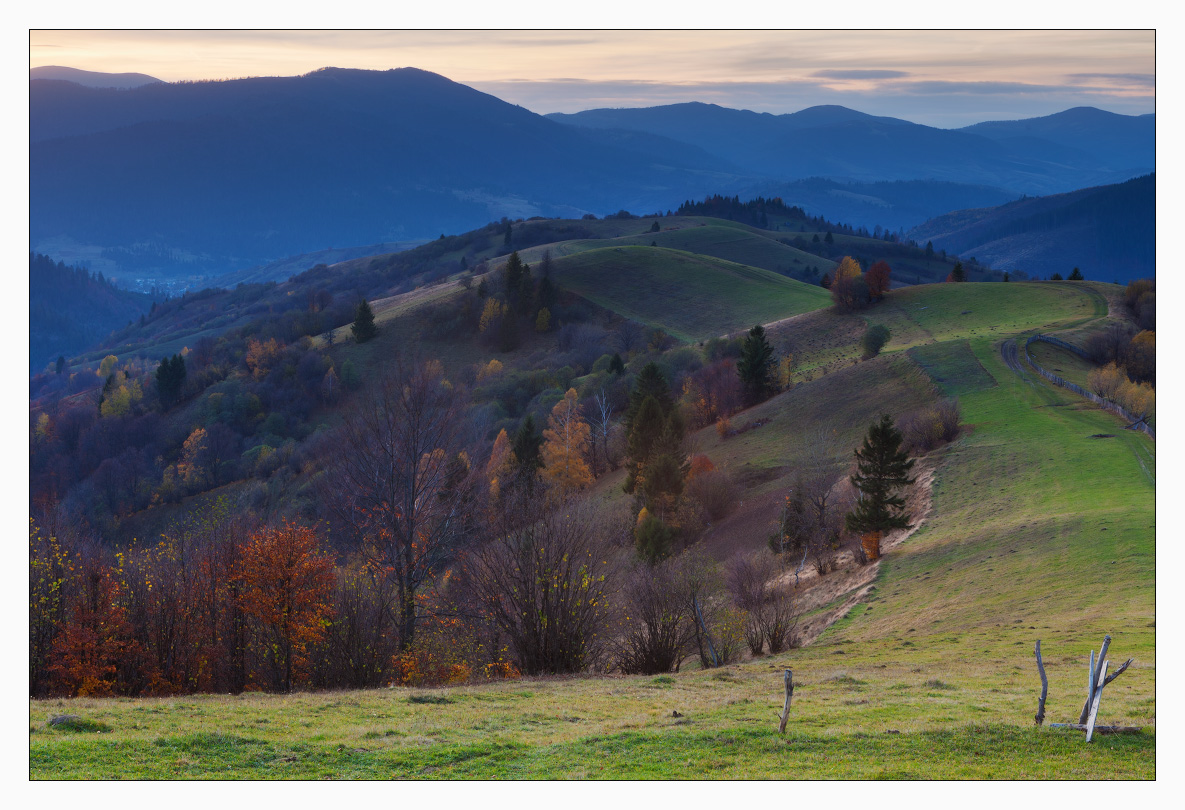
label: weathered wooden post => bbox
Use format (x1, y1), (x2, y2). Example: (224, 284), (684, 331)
(1085, 660), (1109, 742)
(1048, 634), (1134, 740)
(778, 669), (794, 734)
(1078, 635), (1111, 724)
(1034, 640), (1048, 726)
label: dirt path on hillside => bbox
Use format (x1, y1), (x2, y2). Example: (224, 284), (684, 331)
(787, 459), (936, 647)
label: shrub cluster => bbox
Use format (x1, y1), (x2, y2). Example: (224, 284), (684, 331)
(898, 398), (961, 455)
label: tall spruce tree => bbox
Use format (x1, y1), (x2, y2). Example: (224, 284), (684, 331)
(846, 415), (915, 557)
(737, 324), (777, 406)
(511, 414), (544, 476)
(624, 362), (675, 435)
(352, 299), (378, 343)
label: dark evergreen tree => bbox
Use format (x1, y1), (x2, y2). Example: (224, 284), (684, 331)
(536, 250), (558, 315)
(625, 396), (666, 492)
(351, 299), (378, 343)
(948, 262), (965, 283)
(737, 324), (777, 406)
(635, 513), (675, 564)
(846, 415), (916, 557)
(511, 414), (543, 477)
(55, 356), (65, 375)
(609, 353), (626, 376)
(1069, 267), (1084, 280)
(503, 222), (513, 247)
(824, 231), (834, 244)
(624, 362), (675, 435)
(649, 220), (660, 233)
(156, 353), (187, 409)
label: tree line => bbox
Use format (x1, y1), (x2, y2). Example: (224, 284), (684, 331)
(31, 346), (926, 696)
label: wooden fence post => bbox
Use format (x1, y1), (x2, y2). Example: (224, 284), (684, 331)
(778, 669), (794, 734)
(1034, 640), (1048, 726)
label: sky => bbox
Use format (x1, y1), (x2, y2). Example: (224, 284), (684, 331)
(28, 29), (1156, 128)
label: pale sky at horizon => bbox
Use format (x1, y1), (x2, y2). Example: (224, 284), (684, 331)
(29, 29), (1155, 128)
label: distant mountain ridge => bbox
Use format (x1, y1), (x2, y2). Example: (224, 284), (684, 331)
(31, 67), (753, 280)
(959, 106), (1154, 169)
(548, 102), (1152, 196)
(906, 173), (1154, 283)
(30, 65), (161, 89)
(31, 66), (1154, 285)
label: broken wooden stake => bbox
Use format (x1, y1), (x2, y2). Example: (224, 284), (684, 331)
(1085, 660), (1109, 742)
(1078, 635), (1111, 724)
(778, 669), (794, 734)
(1034, 640), (1048, 726)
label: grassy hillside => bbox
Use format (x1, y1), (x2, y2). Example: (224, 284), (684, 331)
(551, 245), (831, 341)
(30, 257), (1153, 778)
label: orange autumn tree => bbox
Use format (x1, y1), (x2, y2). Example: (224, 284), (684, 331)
(541, 388), (594, 496)
(830, 256), (868, 310)
(865, 260), (892, 300)
(485, 427), (514, 502)
(48, 553), (139, 697)
(236, 521), (335, 692)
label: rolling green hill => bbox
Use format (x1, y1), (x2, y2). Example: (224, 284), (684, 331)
(550, 245), (831, 341)
(30, 277), (1154, 778)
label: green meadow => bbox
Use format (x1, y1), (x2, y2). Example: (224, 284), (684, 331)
(31, 269), (1153, 779)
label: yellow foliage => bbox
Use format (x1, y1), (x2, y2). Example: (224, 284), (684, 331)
(479, 298), (507, 333)
(177, 426), (209, 488)
(99, 371), (143, 418)
(636, 506), (650, 527)
(541, 388), (594, 496)
(485, 428), (514, 501)
(245, 338), (283, 380)
(777, 355), (796, 389)
(98, 355), (118, 377)
(1087, 362), (1125, 400)
(1132, 330), (1155, 349)
(535, 308), (551, 332)
(477, 358), (504, 382)
(834, 256), (863, 283)
(34, 413), (52, 442)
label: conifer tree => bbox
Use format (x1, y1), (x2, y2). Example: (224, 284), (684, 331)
(624, 362), (675, 435)
(351, 299), (378, 343)
(737, 324), (777, 406)
(846, 415), (916, 558)
(511, 414), (544, 479)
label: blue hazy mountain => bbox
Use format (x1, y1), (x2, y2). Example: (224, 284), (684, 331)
(30, 65), (162, 89)
(549, 102), (1151, 197)
(907, 173), (1154, 283)
(30, 68), (751, 280)
(31, 67), (1153, 284)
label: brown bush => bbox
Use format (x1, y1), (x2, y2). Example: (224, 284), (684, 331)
(899, 398), (961, 455)
(685, 468), (739, 522)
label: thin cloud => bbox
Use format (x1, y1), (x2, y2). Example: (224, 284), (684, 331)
(1065, 72), (1155, 87)
(897, 80), (1078, 96)
(811, 69), (911, 79)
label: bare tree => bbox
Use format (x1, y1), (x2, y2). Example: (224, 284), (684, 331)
(726, 551), (799, 656)
(590, 387), (615, 476)
(321, 357), (481, 652)
(466, 494), (623, 675)
(773, 432), (848, 575)
(615, 558), (695, 674)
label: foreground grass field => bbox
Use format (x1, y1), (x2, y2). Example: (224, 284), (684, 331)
(30, 281), (1153, 779)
